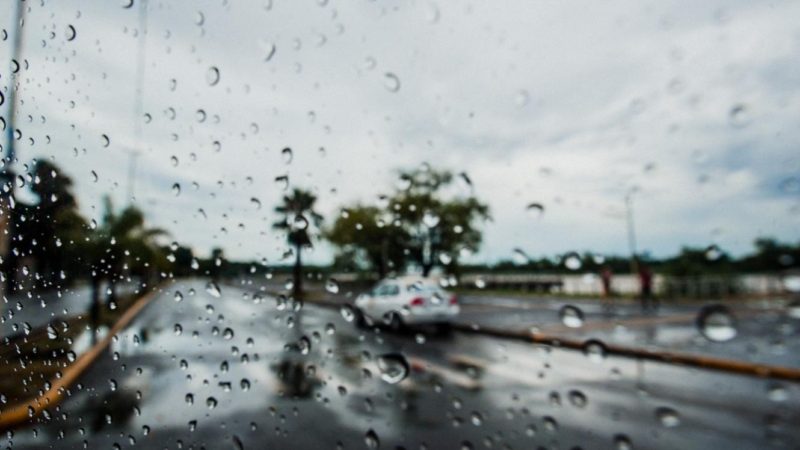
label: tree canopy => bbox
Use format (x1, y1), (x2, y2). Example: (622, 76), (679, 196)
(327, 166), (490, 277)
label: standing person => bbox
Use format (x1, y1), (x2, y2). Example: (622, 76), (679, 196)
(638, 263), (654, 312)
(600, 265), (614, 316)
(600, 265), (613, 298)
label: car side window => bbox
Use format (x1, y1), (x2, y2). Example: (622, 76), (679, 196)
(373, 284), (399, 297)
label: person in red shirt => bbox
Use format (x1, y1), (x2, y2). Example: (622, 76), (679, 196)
(638, 263), (655, 311)
(600, 265), (613, 298)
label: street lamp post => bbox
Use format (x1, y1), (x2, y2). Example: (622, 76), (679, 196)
(1, 0), (27, 296)
(625, 189), (639, 274)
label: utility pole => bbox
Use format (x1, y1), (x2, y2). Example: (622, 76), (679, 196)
(125, 149), (140, 203)
(133, 0), (148, 144)
(127, 0), (148, 205)
(1, 0), (27, 296)
(625, 189), (639, 274)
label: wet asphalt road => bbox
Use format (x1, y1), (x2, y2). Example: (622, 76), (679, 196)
(6, 279), (800, 449)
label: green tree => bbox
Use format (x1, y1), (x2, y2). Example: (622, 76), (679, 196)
(17, 160), (87, 289)
(89, 196), (167, 304)
(273, 188), (323, 298)
(738, 238), (800, 272)
(389, 167), (489, 277)
(325, 205), (409, 277)
(327, 166), (490, 278)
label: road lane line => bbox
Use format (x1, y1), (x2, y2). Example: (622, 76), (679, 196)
(0, 285), (167, 431)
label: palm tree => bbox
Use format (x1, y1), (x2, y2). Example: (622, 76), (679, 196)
(86, 196), (166, 341)
(273, 188), (323, 298)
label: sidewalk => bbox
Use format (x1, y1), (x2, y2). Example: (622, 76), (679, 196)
(0, 284), (164, 430)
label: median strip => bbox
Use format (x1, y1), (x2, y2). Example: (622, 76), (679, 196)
(452, 323), (800, 382)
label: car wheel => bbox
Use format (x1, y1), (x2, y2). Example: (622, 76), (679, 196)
(353, 308), (369, 329)
(388, 312), (405, 332)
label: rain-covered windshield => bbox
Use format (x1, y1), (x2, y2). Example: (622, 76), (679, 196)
(0, 1), (798, 449)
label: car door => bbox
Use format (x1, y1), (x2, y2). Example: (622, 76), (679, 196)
(380, 283), (403, 318)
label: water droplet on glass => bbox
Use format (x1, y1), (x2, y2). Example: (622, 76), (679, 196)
(383, 72), (401, 92)
(261, 40), (277, 61)
(526, 202), (544, 219)
(326, 278), (339, 294)
(564, 253), (582, 270)
(340, 304), (356, 322)
(46, 324), (58, 340)
(206, 66), (220, 86)
(281, 147), (293, 164)
(785, 297), (800, 319)
(696, 304), (737, 342)
(364, 429), (380, 449)
(172, 183), (181, 196)
(559, 305), (584, 328)
(470, 411), (483, 426)
(655, 407), (680, 427)
(66, 25), (76, 41)
(206, 281), (221, 298)
(291, 214), (309, 231)
(704, 244), (722, 261)
(728, 104), (750, 128)
(614, 434), (633, 450)
(767, 384), (788, 402)
(422, 211), (440, 228)
(512, 248), (529, 265)
(298, 336), (311, 355)
(376, 353), (410, 384)
(583, 339), (607, 363)
(274, 175), (289, 190)
(568, 390), (588, 408)
(232, 435), (244, 450)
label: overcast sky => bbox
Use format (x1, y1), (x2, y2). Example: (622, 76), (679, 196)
(1, 0), (799, 264)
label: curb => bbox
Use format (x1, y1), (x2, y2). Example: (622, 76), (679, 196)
(0, 286), (164, 431)
(452, 324), (800, 382)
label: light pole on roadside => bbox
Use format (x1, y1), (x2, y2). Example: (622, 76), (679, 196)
(624, 188), (639, 274)
(1, 0), (27, 296)
(125, 0), (148, 206)
(125, 149), (140, 203)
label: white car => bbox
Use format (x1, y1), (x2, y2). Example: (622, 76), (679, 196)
(354, 276), (460, 329)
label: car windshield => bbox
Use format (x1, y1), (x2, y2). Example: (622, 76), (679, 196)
(0, 1), (797, 449)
